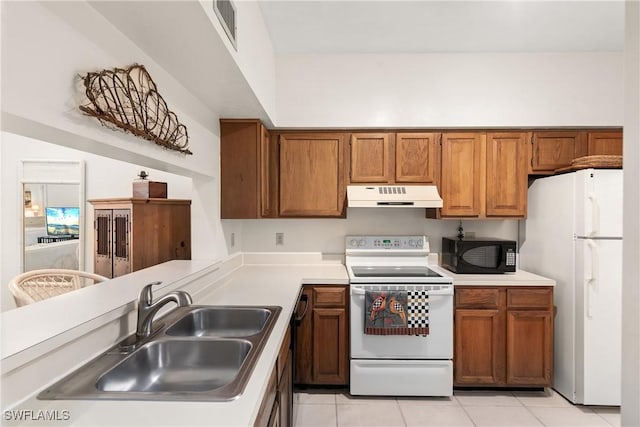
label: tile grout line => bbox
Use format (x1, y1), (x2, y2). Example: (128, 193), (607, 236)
(518, 396), (549, 427)
(394, 397), (410, 427)
(454, 396), (480, 427)
(589, 407), (618, 427)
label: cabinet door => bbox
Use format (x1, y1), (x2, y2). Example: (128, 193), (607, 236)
(256, 369), (278, 427)
(260, 125), (275, 217)
(312, 308), (348, 384)
(130, 203), (191, 272)
(112, 209), (131, 278)
(350, 133), (391, 183)
(279, 133), (345, 217)
(440, 133), (483, 217)
(486, 132), (528, 217)
(278, 351), (293, 427)
(530, 131), (580, 174)
(587, 131), (623, 156)
(395, 133), (437, 183)
(94, 209), (113, 278)
(294, 287), (313, 384)
(506, 310), (553, 386)
(454, 309), (505, 385)
(220, 120), (262, 218)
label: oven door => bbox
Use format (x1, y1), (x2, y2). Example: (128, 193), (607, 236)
(350, 283), (453, 359)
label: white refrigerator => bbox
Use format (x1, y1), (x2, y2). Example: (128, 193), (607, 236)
(520, 168), (622, 406)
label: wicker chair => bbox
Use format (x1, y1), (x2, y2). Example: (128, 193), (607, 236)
(9, 269), (109, 307)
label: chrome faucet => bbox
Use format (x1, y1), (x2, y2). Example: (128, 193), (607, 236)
(136, 281), (192, 340)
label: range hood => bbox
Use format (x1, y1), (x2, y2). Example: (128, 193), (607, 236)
(347, 185), (443, 208)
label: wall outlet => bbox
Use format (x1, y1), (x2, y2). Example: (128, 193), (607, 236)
(231, 232), (235, 247)
(276, 232), (284, 245)
(465, 231), (476, 239)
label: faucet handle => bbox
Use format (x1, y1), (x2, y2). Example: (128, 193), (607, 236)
(140, 281), (163, 305)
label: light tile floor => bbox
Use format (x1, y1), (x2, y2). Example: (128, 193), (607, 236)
(293, 389), (620, 427)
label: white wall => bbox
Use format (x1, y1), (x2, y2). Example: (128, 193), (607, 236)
(1, 1), (233, 311)
(198, 0), (278, 124)
(275, 53), (624, 128)
(1, 2), (217, 178)
(240, 51), (623, 256)
(622, 1), (640, 424)
(0, 132), (193, 311)
(239, 210), (518, 255)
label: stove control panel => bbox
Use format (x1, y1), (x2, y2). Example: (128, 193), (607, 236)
(345, 235), (427, 250)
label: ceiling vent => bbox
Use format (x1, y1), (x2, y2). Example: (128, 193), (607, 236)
(214, 0), (237, 50)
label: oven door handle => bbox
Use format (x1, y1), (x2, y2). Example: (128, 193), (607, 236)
(350, 287), (453, 296)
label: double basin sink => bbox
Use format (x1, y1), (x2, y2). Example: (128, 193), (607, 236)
(38, 305), (281, 401)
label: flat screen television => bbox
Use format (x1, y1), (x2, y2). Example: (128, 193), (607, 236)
(45, 207), (80, 237)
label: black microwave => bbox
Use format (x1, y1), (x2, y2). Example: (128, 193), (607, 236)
(441, 237), (517, 274)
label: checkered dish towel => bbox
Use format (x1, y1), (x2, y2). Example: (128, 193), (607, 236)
(364, 290), (430, 336)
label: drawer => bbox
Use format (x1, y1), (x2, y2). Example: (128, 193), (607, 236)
(313, 286), (347, 307)
(455, 288), (501, 309)
(507, 288), (553, 309)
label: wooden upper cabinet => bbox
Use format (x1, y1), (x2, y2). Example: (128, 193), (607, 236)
(220, 119), (273, 218)
(349, 132), (437, 184)
(530, 131), (581, 174)
(486, 132), (528, 217)
(260, 125), (274, 217)
(587, 131), (623, 156)
(440, 133), (484, 217)
(395, 133), (438, 183)
(350, 133), (391, 183)
(279, 133), (346, 217)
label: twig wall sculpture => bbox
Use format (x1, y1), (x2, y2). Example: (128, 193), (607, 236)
(79, 64), (192, 155)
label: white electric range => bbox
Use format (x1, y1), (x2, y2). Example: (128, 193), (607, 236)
(345, 235), (453, 397)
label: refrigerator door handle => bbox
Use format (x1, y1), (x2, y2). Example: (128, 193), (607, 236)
(587, 193), (599, 237)
(586, 239), (598, 318)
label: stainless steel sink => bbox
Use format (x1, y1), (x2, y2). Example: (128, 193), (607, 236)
(38, 305), (281, 401)
(165, 307), (272, 337)
(96, 339), (252, 393)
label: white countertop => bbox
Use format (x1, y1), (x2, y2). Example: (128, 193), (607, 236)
(5, 258), (348, 427)
(431, 266), (556, 287)
(5, 253), (554, 427)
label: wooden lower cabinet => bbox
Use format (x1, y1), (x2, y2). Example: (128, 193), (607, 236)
(506, 310), (553, 385)
(454, 308), (505, 385)
(294, 285), (349, 386)
(278, 350), (293, 427)
(255, 369), (278, 427)
(312, 308), (348, 383)
(454, 286), (553, 387)
(255, 328), (293, 427)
